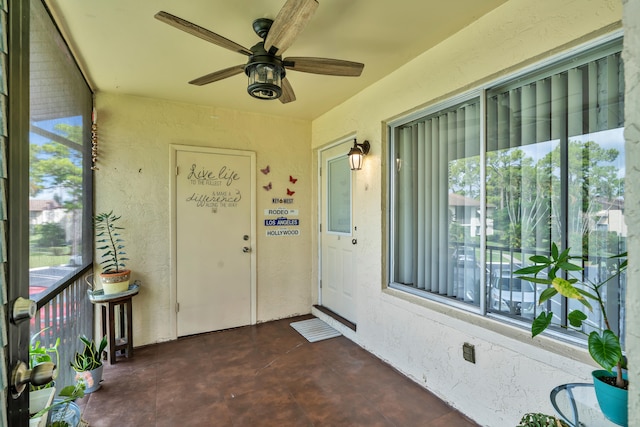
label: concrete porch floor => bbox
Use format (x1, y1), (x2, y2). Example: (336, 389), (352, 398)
(78, 315), (478, 426)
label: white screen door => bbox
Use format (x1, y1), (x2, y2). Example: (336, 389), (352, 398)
(320, 140), (357, 323)
(173, 145), (256, 337)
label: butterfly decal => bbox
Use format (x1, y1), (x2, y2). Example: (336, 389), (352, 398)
(263, 182), (272, 191)
(260, 165), (270, 175)
(287, 188), (295, 196)
(289, 175), (298, 184)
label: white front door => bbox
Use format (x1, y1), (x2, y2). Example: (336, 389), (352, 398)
(320, 140), (357, 323)
(172, 145), (256, 337)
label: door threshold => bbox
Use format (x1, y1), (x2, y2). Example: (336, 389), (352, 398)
(313, 305), (356, 331)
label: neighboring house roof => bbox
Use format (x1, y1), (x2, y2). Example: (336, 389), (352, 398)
(29, 199), (62, 212)
(449, 193), (480, 207)
(595, 197), (624, 211)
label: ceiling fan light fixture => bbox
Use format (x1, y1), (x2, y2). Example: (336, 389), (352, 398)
(245, 44), (285, 100)
(247, 62), (283, 100)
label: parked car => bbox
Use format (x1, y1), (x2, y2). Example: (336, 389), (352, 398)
(453, 246), (477, 266)
(489, 276), (537, 315)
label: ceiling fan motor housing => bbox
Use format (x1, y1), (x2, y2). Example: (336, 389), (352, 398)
(246, 43), (286, 100)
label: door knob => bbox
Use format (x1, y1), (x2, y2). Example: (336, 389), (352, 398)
(11, 297), (36, 324)
(243, 247), (251, 253)
(11, 361), (57, 398)
(243, 235), (250, 241)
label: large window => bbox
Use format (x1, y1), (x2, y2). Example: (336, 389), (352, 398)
(389, 37), (625, 344)
(392, 97), (481, 306)
(25, 0), (94, 392)
(28, 0), (93, 302)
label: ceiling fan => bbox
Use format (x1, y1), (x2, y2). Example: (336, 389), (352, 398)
(155, 0), (364, 104)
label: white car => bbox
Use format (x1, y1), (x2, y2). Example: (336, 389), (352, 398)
(490, 276), (537, 315)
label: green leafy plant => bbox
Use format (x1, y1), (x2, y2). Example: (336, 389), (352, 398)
(517, 412), (569, 427)
(29, 328), (59, 390)
(71, 335), (107, 372)
(515, 243), (627, 388)
(94, 211), (128, 274)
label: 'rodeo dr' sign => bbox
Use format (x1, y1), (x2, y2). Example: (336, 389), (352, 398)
(263, 208), (300, 237)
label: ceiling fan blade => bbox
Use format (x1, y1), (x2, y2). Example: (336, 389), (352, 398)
(264, 0), (319, 56)
(155, 11), (253, 56)
(284, 57), (364, 76)
(279, 78), (296, 104)
(189, 65), (246, 86)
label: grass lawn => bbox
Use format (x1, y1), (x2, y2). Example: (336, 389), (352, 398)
(30, 254), (69, 269)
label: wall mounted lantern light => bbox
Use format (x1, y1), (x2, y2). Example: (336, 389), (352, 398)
(347, 139), (370, 170)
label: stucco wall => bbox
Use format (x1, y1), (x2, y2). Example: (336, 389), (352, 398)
(311, 0), (626, 425)
(94, 93), (312, 345)
(623, 0), (640, 421)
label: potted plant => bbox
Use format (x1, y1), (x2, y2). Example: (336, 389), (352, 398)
(515, 243), (628, 426)
(517, 413), (569, 427)
(34, 378), (87, 427)
(29, 328), (60, 387)
(29, 328), (59, 427)
(70, 335), (107, 394)
(94, 211), (130, 294)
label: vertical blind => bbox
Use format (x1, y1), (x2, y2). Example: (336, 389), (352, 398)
(486, 50), (624, 253)
(484, 46), (625, 332)
(394, 99), (480, 302)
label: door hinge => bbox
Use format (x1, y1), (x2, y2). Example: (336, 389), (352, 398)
(320, 279), (322, 289)
(319, 223), (322, 232)
(176, 166), (179, 176)
(175, 302), (180, 313)
(319, 167), (322, 176)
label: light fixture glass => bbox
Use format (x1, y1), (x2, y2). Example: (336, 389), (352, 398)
(247, 62), (282, 100)
(347, 139), (370, 170)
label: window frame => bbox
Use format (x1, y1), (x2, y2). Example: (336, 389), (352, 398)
(386, 31), (625, 343)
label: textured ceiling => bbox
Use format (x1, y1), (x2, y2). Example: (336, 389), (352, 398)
(45, 0), (508, 120)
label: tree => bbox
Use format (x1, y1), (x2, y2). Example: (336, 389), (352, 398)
(30, 123), (84, 258)
(449, 156), (481, 199)
(30, 124), (83, 209)
(485, 138), (623, 253)
(484, 147), (550, 248)
(34, 222), (66, 248)
(537, 139), (622, 254)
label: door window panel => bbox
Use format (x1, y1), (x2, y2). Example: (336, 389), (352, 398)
(327, 155), (351, 234)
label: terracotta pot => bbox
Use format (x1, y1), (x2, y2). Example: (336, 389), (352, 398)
(100, 269), (131, 294)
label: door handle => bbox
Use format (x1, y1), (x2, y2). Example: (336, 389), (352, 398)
(352, 239), (357, 245)
(11, 296), (36, 324)
(242, 246), (251, 253)
(11, 361), (57, 398)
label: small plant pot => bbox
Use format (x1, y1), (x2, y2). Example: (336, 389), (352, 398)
(29, 387), (56, 427)
(48, 398), (81, 427)
(592, 369), (628, 426)
(100, 269), (131, 294)
(74, 365), (104, 394)
(85, 365), (103, 393)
